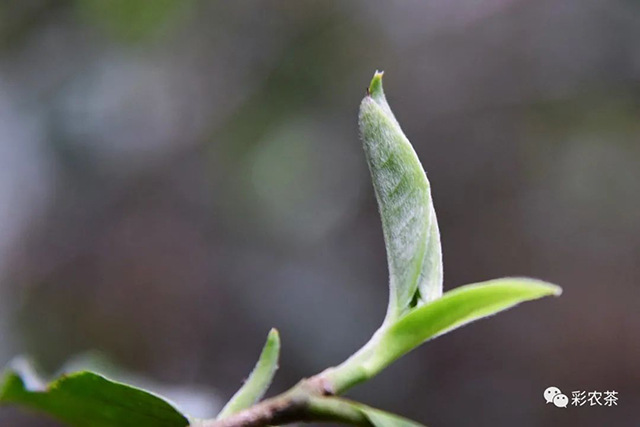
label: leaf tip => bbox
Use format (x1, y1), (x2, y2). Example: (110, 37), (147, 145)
(497, 277), (562, 299)
(367, 70), (385, 97)
(549, 283), (563, 296)
(267, 328), (281, 346)
(522, 277), (563, 297)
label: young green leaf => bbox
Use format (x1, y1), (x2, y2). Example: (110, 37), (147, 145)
(363, 406), (426, 427)
(359, 71), (443, 321)
(0, 359), (189, 427)
(217, 328), (281, 419)
(369, 278), (561, 372)
(307, 396), (426, 427)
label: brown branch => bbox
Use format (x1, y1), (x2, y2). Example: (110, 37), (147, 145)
(193, 377), (371, 427)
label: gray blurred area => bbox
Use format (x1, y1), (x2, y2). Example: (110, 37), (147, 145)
(0, 1), (639, 426)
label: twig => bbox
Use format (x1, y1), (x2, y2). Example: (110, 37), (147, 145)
(194, 376), (372, 427)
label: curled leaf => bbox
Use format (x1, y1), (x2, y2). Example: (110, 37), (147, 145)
(359, 71), (443, 321)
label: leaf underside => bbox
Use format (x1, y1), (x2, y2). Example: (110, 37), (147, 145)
(359, 71), (443, 320)
(0, 359), (189, 427)
(217, 328), (281, 419)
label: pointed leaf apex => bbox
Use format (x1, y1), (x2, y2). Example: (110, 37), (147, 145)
(550, 283), (563, 296)
(268, 328), (280, 338)
(368, 70), (385, 98)
(505, 277), (563, 297)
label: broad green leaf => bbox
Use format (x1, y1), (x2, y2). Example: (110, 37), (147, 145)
(217, 328), (280, 419)
(370, 278), (561, 371)
(359, 71), (443, 321)
(0, 359), (189, 427)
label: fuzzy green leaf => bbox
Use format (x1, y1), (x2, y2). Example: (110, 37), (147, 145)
(359, 71), (443, 321)
(217, 328), (280, 419)
(370, 278), (561, 370)
(0, 359), (189, 427)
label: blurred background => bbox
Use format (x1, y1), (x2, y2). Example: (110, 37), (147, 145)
(0, 1), (638, 426)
